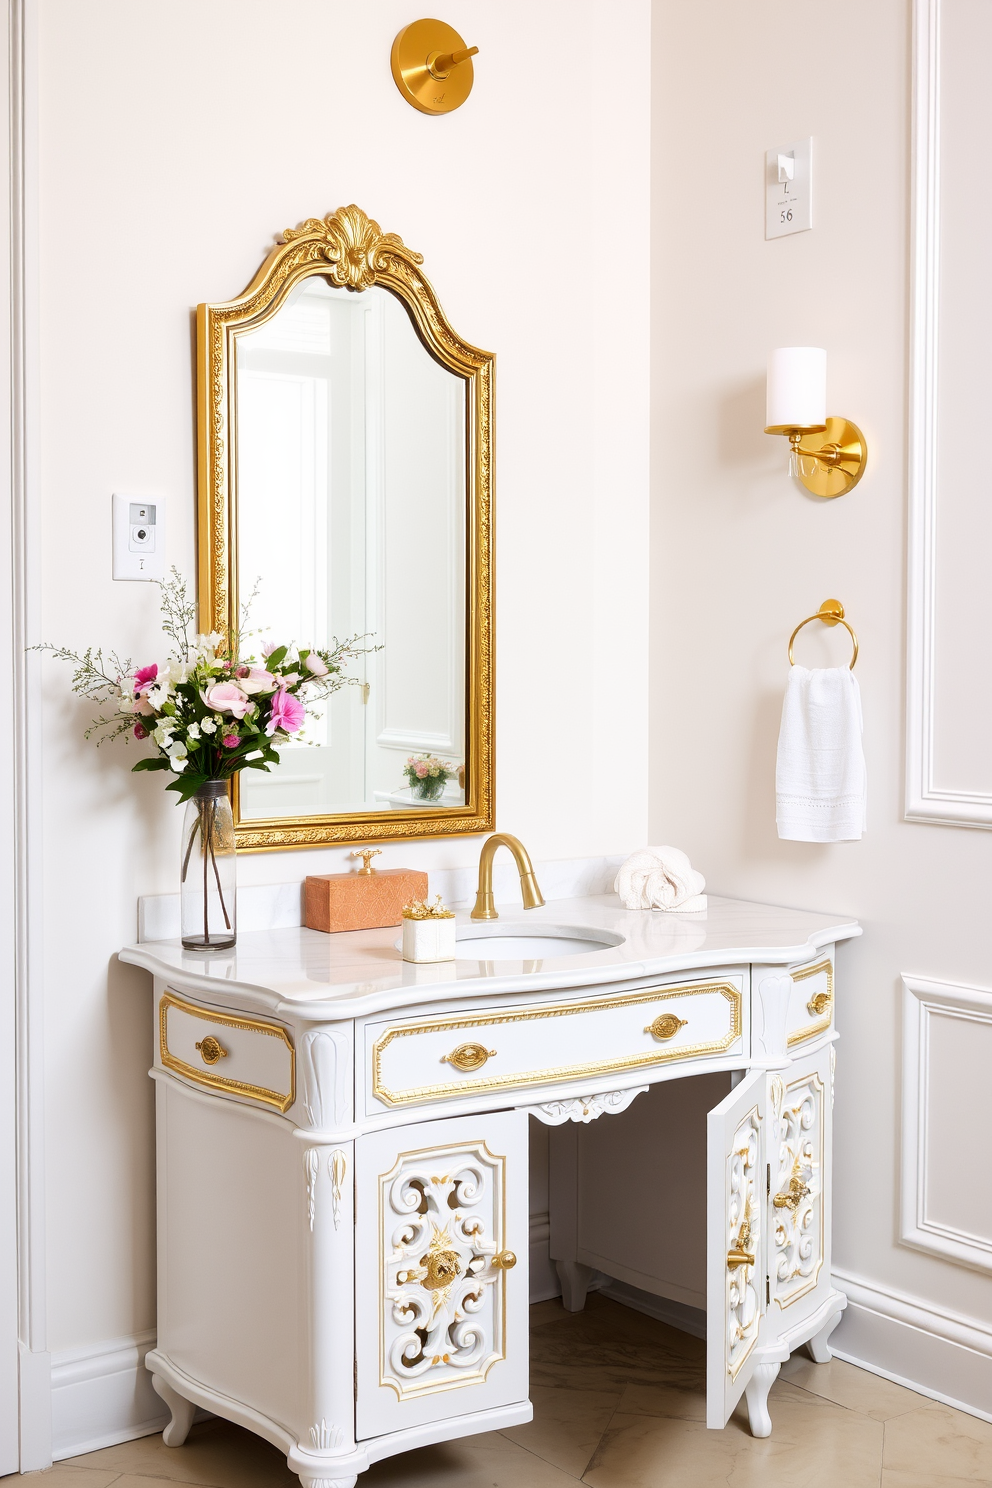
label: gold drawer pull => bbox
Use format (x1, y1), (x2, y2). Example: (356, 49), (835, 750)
(727, 1245), (755, 1270)
(807, 991), (832, 1017)
(195, 1035), (228, 1066)
(644, 1013), (688, 1041)
(441, 1042), (496, 1072)
(491, 1250), (517, 1270)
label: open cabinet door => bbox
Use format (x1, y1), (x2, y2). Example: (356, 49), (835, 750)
(706, 1070), (770, 1429)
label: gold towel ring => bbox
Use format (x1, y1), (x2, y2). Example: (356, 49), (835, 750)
(788, 599), (859, 670)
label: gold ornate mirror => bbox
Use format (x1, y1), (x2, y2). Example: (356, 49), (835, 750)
(197, 206), (494, 850)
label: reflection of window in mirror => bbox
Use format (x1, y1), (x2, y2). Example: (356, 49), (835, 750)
(233, 276), (467, 821)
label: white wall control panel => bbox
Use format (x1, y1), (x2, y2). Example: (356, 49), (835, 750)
(765, 137), (812, 239)
(112, 493), (165, 580)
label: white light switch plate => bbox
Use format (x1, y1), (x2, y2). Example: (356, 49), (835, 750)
(112, 492), (165, 580)
(765, 138), (812, 239)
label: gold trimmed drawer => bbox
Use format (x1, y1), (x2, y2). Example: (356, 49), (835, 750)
(785, 955), (834, 1048)
(366, 975), (744, 1110)
(158, 990), (295, 1113)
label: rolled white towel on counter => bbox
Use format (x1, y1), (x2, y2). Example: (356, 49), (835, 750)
(614, 847), (707, 913)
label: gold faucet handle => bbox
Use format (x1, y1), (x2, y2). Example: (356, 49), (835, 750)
(352, 849), (382, 875)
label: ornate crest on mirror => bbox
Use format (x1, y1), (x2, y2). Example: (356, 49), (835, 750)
(197, 205), (494, 850)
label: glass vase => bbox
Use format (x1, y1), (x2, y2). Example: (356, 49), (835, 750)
(181, 781), (237, 950)
(411, 776), (446, 801)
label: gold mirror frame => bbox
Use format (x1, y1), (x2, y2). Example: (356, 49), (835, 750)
(196, 205), (494, 851)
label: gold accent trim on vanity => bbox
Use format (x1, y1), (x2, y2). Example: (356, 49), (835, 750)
(371, 980), (742, 1106)
(197, 203), (495, 852)
(159, 991), (296, 1113)
(786, 959), (834, 1047)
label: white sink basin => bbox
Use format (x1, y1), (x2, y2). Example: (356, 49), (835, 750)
(455, 923), (625, 959)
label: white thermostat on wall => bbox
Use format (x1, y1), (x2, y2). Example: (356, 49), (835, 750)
(112, 492), (166, 580)
(765, 138), (812, 239)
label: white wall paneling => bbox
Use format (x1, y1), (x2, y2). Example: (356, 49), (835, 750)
(906, 0), (992, 827)
(900, 974), (992, 1274)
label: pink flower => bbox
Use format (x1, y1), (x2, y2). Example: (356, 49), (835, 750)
(262, 641), (278, 658)
(240, 667), (276, 695)
(222, 734), (240, 748)
(304, 651), (329, 677)
(265, 687), (305, 736)
(234, 665), (250, 678)
(415, 762), (428, 778)
(133, 663), (158, 694)
(133, 721), (149, 740)
(201, 680), (251, 718)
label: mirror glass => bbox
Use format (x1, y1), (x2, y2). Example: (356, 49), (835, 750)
(233, 277), (467, 820)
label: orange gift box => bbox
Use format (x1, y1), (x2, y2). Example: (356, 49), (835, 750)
(304, 868), (429, 934)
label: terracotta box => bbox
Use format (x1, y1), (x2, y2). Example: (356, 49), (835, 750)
(304, 869), (429, 934)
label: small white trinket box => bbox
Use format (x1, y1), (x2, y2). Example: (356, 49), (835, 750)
(401, 897), (456, 962)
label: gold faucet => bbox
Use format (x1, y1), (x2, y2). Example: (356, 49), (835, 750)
(471, 833), (545, 920)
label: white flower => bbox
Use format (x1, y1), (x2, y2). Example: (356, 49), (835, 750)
(187, 722), (200, 740)
(152, 721), (176, 747)
(200, 717), (217, 734)
(166, 740), (187, 761)
(171, 756), (187, 772)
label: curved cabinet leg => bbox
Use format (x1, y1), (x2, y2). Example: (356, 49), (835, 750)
(299, 1477), (358, 1488)
(806, 1306), (844, 1364)
(150, 1373), (196, 1447)
(744, 1362), (780, 1438)
(556, 1258), (594, 1313)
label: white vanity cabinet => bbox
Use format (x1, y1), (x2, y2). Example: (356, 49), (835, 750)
(122, 894), (859, 1488)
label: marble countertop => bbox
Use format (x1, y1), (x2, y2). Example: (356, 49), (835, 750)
(119, 893), (861, 1021)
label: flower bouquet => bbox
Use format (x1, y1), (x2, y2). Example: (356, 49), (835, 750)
(403, 753), (459, 802)
(38, 571), (368, 950)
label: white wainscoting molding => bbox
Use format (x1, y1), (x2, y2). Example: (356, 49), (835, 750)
(831, 1267), (992, 1424)
(51, 1330), (167, 1459)
(901, 974), (992, 1274)
(906, 0), (992, 828)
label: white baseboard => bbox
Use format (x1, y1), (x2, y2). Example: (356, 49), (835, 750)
(51, 1330), (168, 1460)
(831, 1267), (992, 1424)
(529, 1210), (561, 1303)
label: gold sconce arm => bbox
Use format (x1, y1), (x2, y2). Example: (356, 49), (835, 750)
(429, 45), (479, 78)
(766, 417), (868, 499)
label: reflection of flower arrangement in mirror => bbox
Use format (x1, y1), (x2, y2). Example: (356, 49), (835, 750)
(403, 752), (460, 802)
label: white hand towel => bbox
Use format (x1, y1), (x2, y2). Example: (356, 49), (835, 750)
(614, 847), (707, 913)
(776, 666), (866, 842)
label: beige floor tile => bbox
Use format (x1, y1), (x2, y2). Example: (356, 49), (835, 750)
(882, 1472), (992, 1488)
(584, 1384), (884, 1488)
(2, 1469), (121, 1487)
(615, 1374), (706, 1423)
(884, 1403), (992, 1481)
(582, 1297), (705, 1363)
(530, 1299), (570, 1330)
(529, 1314), (697, 1394)
(500, 1383), (621, 1476)
(780, 1353), (927, 1420)
(63, 1419), (296, 1488)
(362, 1430), (581, 1487)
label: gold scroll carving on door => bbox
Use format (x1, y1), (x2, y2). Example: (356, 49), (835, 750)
(769, 1072), (824, 1308)
(381, 1142), (506, 1399)
(726, 1108), (762, 1380)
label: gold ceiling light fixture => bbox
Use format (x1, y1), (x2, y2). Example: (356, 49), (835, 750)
(391, 18), (479, 114)
(764, 347), (868, 498)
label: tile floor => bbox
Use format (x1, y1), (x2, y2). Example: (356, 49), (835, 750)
(8, 1295), (992, 1488)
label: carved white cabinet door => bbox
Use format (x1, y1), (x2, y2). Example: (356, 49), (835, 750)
(355, 1110), (529, 1439)
(767, 1043), (833, 1325)
(706, 1070), (770, 1428)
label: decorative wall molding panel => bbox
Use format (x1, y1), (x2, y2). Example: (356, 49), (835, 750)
(906, 0), (992, 827)
(901, 974), (992, 1274)
(832, 1267), (992, 1424)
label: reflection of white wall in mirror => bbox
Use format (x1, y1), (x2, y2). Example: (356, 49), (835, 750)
(233, 277), (466, 821)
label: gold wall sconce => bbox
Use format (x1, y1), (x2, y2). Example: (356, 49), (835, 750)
(764, 347), (868, 498)
(391, 19), (479, 115)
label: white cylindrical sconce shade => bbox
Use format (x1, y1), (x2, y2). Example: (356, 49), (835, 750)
(765, 347), (827, 432)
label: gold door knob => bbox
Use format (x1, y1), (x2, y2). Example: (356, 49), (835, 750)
(441, 1042), (496, 1072)
(727, 1246), (755, 1270)
(807, 991), (832, 1017)
(195, 1035), (228, 1066)
(644, 1013), (688, 1041)
(492, 1250), (517, 1270)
